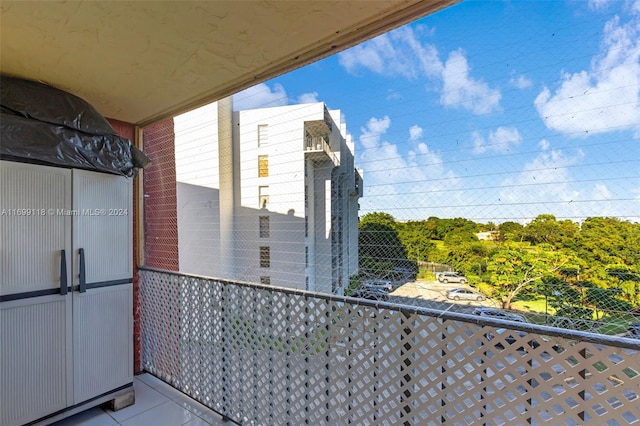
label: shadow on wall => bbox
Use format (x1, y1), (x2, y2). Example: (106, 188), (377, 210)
(176, 181), (307, 289)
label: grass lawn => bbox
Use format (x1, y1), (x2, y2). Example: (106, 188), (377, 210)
(511, 298), (553, 315)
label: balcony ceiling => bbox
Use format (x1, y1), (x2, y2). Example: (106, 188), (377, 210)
(0, 0), (457, 127)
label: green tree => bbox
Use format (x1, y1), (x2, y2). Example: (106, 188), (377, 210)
(445, 242), (488, 276)
(358, 212), (407, 276)
(497, 221), (524, 242)
(523, 214), (579, 249)
(577, 218), (640, 292)
(485, 244), (569, 309)
(397, 221), (436, 262)
(432, 217), (478, 240)
(585, 286), (632, 319)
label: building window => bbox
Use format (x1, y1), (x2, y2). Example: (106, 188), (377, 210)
(260, 276), (271, 285)
(305, 246), (309, 266)
(259, 216), (270, 238)
(259, 186), (269, 209)
(258, 155), (269, 177)
(258, 124), (268, 147)
(260, 246), (270, 268)
(305, 216), (308, 237)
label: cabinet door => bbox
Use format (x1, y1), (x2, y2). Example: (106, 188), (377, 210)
(0, 296), (73, 426)
(73, 284), (133, 403)
(72, 169), (133, 286)
(0, 161), (72, 296)
(71, 169), (134, 403)
(0, 161), (73, 426)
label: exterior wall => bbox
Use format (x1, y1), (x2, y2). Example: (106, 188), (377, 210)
(234, 105), (314, 290)
(174, 103), (220, 189)
(176, 182), (221, 277)
(311, 164), (333, 294)
(174, 104), (222, 276)
(174, 101), (360, 294)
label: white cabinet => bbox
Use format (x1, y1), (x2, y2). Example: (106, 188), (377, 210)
(0, 161), (133, 426)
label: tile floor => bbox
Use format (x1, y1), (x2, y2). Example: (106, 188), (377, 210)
(51, 374), (229, 426)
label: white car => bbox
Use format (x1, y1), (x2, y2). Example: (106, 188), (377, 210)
(437, 272), (468, 284)
(446, 288), (486, 301)
(362, 279), (393, 291)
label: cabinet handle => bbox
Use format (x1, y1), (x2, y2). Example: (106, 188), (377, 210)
(60, 249), (68, 295)
(79, 248), (86, 293)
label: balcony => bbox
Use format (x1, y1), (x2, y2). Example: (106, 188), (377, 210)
(138, 267), (640, 425)
(304, 134), (340, 167)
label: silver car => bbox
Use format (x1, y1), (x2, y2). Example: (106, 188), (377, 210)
(446, 288), (486, 301)
(438, 272), (468, 284)
(472, 307), (526, 322)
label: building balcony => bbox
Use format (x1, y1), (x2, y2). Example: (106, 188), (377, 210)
(133, 267), (640, 426)
(304, 134), (340, 166)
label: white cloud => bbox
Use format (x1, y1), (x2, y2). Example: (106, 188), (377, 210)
(509, 72), (533, 89)
(386, 89), (402, 100)
(591, 183), (612, 200)
(472, 126), (522, 154)
(409, 125), (423, 141)
(358, 116), (456, 218)
(232, 83), (288, 110)
(339, 27), (500, 115)
(296, 92), (319, 104)
(359, 116), (391, 149)
(440, 49), (502, 114)
(497, 140), (599, 219)
(535, 13), (640, 136)
(338, 27), (442, 79)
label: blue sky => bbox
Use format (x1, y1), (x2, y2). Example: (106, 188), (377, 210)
(232, 0), (640, 224)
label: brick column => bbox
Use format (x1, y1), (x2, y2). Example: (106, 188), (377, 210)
(142, 118), (179, 271)
(107, 118), (144, 373)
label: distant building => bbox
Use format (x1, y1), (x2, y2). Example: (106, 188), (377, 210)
(175, 100), (362, 295)
(476, 231), (498, 241)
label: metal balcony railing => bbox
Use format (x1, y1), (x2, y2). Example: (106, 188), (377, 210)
(305, 135), (340, 166)
(139, 267), (640, 425)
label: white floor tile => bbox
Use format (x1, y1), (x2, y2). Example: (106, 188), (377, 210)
(48, 374), (229, 426)
(136, 374), (212, 417)
(183, 417), (215, 426)
(119, 400), (196, 426)
(171, 393), (211, 417)
(49, 406), (117, 426)
(135, 373), (170, 390)
(105, 379), (169, 423)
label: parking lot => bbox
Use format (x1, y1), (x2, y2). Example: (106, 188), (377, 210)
(387, 280), (500, 314)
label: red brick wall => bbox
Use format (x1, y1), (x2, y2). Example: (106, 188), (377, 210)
(142, 118), (179, 271)
(107, 117), (180, 374)
(107, 118), (143, 373)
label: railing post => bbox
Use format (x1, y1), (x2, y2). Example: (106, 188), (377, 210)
(399, 311), (413, 425)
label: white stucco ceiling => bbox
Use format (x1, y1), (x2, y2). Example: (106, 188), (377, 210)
(0, 1), (457, 126)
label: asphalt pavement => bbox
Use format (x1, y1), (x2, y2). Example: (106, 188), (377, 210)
(388, 280), (500, 314)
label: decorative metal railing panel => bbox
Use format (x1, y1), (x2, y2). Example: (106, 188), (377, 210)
(139, 268), (640, 425)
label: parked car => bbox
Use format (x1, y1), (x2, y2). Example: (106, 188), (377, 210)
(626, 322), (640, 338)
(352, 287), (389, 301)
(361, 279), (393, 292)
(446, 288), (486, 301)
(472, 307), (526, 323)
(437, 272), (468, 284)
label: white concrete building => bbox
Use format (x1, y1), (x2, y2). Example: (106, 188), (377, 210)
(175, 100), (362, 295)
